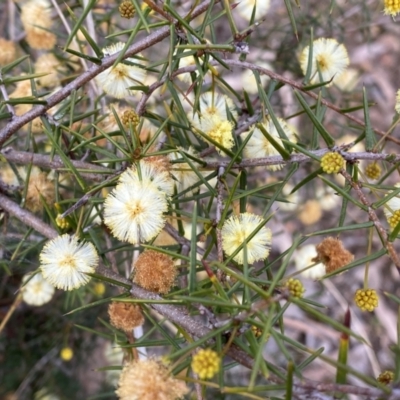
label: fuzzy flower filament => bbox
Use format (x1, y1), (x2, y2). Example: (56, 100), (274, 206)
(21, 272), (55, 306)
(39, 234), (99, 290)
(116, 359), (188, 400)
(189, 92), (237, 155)
(104, 184), (168, 244)
(243, 116), (297, 171)
(300, 38), (349, 86)
(221, 212), (272, 264)
(96, 42), (147, 99)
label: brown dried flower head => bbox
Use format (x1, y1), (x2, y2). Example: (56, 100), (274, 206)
(21, 0), (57, 50)
(108, 301), (144, 333)
(133, 250), (177, 294)
(116, 358), (188, 400)
(313, 237), (354, 274)
(34, 53), (62, 88)
(9, 78), (33, 116)
(25, 167), (55, 213)
(0, 37), (17, 65)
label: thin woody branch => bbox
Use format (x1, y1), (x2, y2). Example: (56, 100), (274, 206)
(340, 169), (400, 271)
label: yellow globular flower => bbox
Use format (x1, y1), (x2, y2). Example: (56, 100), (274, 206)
(388, 209), (400, 230)
(251, 325), (262, 338)
(121, 109), (139, 127)
(354, 288), (379, 312)
(384, 0), (400, 17)
(191, 348), (221, 380)
(365, 162), (381, 180)
(93, 282), (106, 296)
(60, 347), (73, 361)
(285, 278), (305, 298)
(56, 214), (70, 230)
(119, 0), (135, 18)
(320, 152), (345, 174)
(377, 370), (394, 385)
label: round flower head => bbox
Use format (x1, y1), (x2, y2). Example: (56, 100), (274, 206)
(377, 371), (394, 385)
(243, 116), (297, 171)
(191, 348), (221, 380)
(25, 167), (55, 213)
(354, 288), (378, 312)
(96, 42), (147, 99)
(384, 0), (400, 17)
(383, 185), (400, 229)
(0, 37), (16, 66)
(34, 54), (62, 88)
(395, 89), (400, 114)
(300, 38), (349, 86)
(40, 234), (99, 290)
(191, 92), (238, 126)
(320, 152), (345, 174)
(21, 272), (55, 306)
(108, 301), (144, 332)
(116, 359), (188, 400)
(118, 160), (174, 197)
(169, 146), (202, 196)
(119, 0), (135, 18)
(285, 278), (305, 298)
(20, 0), (56, 50)
(235, 0), (271, 21)
(103, 184), (168, 244)
(133, 250), (177, 294)
(189, 92), (237, 155)
(364, 162), (381, 180)
(294, 244), (325, 280)
(60, 347), (73, 361)
(221, 212), (272, 264)
(239, 61), (272, 94)
(313, 237), (354, 274)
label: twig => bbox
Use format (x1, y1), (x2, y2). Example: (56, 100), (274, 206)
(0, 292), (22, 334)
(340, 169), (400, 271)
(0, 147), (113, 181)
(216, 166), (225, 263)
(0, 192), (58, 239)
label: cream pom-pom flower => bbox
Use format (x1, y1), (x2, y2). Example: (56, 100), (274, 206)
(118, 160), (174, 197)
(293, 245), (325, 280)
(191, 92), (238, 127)
(189, 92), (237, 154)
(221, 212), (272, 264)
(104, 184), (168, 244)
(21, 272), (55, 306)
(96, 42), (147, 99)
(235, 0), (271, 21)
(116, 358), (188, 400)
(243, 116), (297, 170)
(300, 38), (349, 86)
(40, 234), (99, 291)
